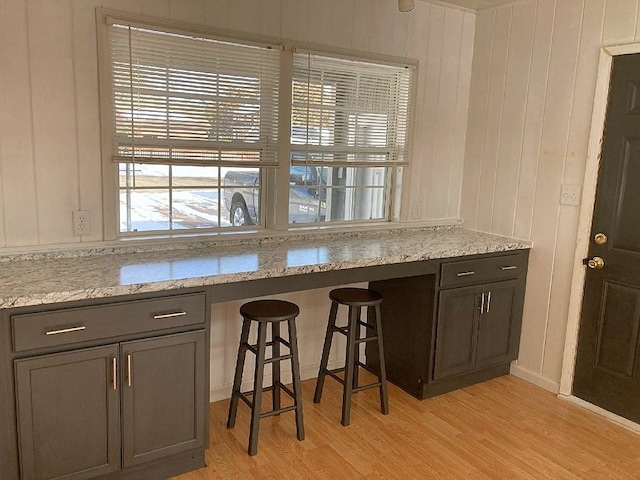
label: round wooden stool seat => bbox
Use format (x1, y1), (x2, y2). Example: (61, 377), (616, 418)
(239, 299), (300, 322)
(329, 288), (383, 307)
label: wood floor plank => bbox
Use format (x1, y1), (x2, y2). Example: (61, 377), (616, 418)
(172, 374), (640, 479)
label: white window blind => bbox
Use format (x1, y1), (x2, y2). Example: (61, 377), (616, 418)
(107, 20), (281, 167)
(291, 51), (414, 167)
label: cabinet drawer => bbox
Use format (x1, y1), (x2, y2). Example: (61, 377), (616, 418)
(12, 293), (206, 352)
(440, 252), (527, 288)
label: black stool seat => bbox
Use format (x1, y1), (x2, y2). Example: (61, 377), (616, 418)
(314, 287), (389, 426)
(329, 288), (383, 306)
(240, 299), (300, 322)
(227, 299), (304, 456)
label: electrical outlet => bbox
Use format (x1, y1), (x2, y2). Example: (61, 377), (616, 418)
(560, 185), (581, 207)
(73, 210), (91, 236)
(412, 201), (421, 219)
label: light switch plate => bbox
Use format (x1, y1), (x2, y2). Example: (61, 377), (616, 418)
(560, 185), (581, 207)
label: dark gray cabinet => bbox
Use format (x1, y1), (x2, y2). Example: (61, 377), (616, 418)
(15, 346), (121, 480)
(368, 250), (528, 400)
(434, 279), (520, 380)
(4, 291), (209, 480)
(121, 332), (206, 468)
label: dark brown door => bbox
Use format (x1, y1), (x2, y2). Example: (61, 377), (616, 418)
(121, 330), (206, 467)
(573, 54), (640, 422)
(14, 345), (121, 480)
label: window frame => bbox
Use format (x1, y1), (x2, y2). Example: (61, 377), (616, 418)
(97, 9), (417, 240)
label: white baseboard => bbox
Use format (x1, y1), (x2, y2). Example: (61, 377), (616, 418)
(510, 363), (560, 394)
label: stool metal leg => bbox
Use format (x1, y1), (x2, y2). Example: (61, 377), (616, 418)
(314, 301), (338, 403)
(271, 321), (281, 415)
(227, 318), (251, 429)
(374, 304), (389, 415)
(341, 305), (359, 426)
(288, 318), (305, 440)
(248, 322), (268, 456)
(353, 307), (361, 390)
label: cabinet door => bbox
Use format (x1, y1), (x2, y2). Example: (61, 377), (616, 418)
(434, 285), (482, 380)
(15, 345), (120, 480)
(121, 330), (206, 468)
(476, 280), (519, 368)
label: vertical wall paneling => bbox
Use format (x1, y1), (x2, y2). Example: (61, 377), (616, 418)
(325, 0), (354, 49)
(490, 1), (536, 237)
(142, 0), (170, 18)
(525, 0), (583, 378)
(228, 0), (259, 34)
(101, 0), (142, 14)
(447, 12), (475, 220)
(258, 0), (282, 38)
(460, 9), (496, 229)
(511, 0), (555, 241)
(475, 6), (511, 232)
(429, 8), (464, 219)
(72, 0), (104, 243)
(169, 0), (205, 24)
(419, 5), (446, 219)
(203, 0), (229, 30)
(602, 0), (638, 45)
(280, 0), (309, 43)
(403, 2), (431, 223)
(0, 0), (38, 247)
(351, 0), (372, 52)
(28, 0), (80, 245)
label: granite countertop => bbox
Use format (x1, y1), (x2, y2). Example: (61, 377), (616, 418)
(0, 227), (531, 309)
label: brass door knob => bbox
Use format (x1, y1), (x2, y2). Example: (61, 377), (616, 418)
(587, 256), (605, 269)
(594, 233), (608, 245)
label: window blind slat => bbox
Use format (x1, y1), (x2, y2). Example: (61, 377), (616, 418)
(291, 52), (414, 166)
(108, 23), (280, 166)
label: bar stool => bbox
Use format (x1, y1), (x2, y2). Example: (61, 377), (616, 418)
(314, 287), (389, 426)
(227, 299), (305, 456)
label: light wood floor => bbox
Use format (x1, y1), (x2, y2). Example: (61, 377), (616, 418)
(173, 374), (640, 479)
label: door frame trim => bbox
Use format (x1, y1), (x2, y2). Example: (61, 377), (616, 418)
(560, 43), (640, 396)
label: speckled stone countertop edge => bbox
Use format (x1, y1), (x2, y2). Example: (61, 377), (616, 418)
(0, 223), (464, 263)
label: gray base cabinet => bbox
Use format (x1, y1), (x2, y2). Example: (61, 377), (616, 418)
(15, 346), (121, 480)
(3, 291), (209, 480)
(368, 250), (528, 399)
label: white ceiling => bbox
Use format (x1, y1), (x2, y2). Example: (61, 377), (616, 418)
(421, 0), (518, 11)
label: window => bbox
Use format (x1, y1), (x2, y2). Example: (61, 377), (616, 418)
(106, 20), (280, 234)
(102, 14), (414, 237)
(290, 52), (413, 225)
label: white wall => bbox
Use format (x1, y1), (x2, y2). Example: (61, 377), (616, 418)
(0, 0), (475, 249)
(0, 0), (475, 400)
(462, 0), (640, 392)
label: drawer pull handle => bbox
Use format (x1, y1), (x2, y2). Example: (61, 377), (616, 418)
(456, 271), (475, 277)
(45, 326), (86, 336)
(112, 358), (118, 391)
(501, 265), (518, 271)
(153, 311), (187, 320)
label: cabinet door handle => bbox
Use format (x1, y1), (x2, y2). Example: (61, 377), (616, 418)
(126, 354), (132, 387)
(479, 293), (485, 314)
(45, 326), (86, 336)
(486, 291), (492, 313)
(501, 265), (517, 271)
(457, 271), (475, 277)
(153, 311), (187, 320)
(112, 358), (118, 391)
